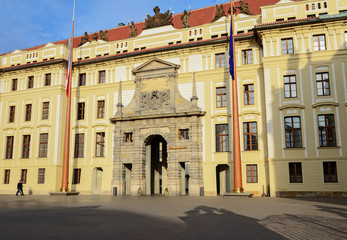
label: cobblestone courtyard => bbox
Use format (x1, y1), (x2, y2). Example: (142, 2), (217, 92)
(0, 195), (346, 239)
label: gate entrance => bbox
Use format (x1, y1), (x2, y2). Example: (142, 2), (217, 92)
(145, 135), (167, 195)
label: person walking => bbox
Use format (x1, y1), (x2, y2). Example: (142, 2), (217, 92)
(16, 180), (24, 196)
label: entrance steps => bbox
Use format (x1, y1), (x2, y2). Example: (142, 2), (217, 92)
(223, 192), (253, 198)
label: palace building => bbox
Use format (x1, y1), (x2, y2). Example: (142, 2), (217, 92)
(1, 0), (347, 197)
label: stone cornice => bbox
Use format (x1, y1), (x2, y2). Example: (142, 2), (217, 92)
(110, 111), (206, 123)
(1, 59), (66, 73)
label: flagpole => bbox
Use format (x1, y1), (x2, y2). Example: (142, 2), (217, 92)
(61, 0), (75, 192)
(230, 0), (243, 193)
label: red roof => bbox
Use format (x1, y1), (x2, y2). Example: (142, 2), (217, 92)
(9, 1), (290, 54)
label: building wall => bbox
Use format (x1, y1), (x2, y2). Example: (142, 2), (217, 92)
(1, 0), (346, 196)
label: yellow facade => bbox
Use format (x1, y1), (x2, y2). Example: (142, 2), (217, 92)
(1, 0), (347, 196)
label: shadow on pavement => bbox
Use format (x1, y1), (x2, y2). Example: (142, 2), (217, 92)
(0, 205), (284, 240)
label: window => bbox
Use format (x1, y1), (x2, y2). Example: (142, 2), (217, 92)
(243, 84), (254, 105)
(124, 132), (133, 143)
(28, 76), (34, 88)
(38, 168), (45, 184)
(21, 169), (27, 184)
(77, 102), (85, 120)
(72, 169), (81, 184)
(179, 129), (189, 140)
(318, 114), (336, 147)
(45, 73), (51, 86)
(323, 162), (337, 183)
(284, 75), (297, 98)
(79, 73), (86, 86)
(246, 164), (258, 183)
(97, 100), (105, 118)
(316, 72), (330, 96)
(25, 104), (32, 121)
(285, 116), (302, 148)
(74, 133), (84, 158)
(96, 132), (105, 157)
(216, 87), (227, 108)
(281, 38), (294, 54)
(42, 102), (49, 120)
(323, 2), (327, 8)
(12, 79), (18, 91)
(39, 133), (48, 158)
(9, 106), (15, 122)
(313, 34), (326, 51)
(242, 49), (253, 64)
(215, 53), (225, 68)
(243, 122), (258, 151)
(6, 136), (14, 159)
(289, 162), (303, 183)
(4, 170), (10, 184)
(216, 124), (229, 152)
(98, 70), (105, 84)
(22, 135), (31, 158)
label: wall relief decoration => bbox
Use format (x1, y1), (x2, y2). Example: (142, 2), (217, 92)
(140, 90), (170, 110)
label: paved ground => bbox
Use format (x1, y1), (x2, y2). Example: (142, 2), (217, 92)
(0, 195), (346, 240)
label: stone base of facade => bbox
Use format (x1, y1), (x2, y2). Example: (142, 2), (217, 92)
(276, 191), (347, 198)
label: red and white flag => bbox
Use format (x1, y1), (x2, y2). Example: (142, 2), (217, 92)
(66, 40), (71, 97)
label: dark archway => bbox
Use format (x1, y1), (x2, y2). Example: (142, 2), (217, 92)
(145, 135), (167, 195)
(216, 164), (230, 195)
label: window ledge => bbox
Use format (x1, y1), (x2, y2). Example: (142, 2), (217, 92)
(279, 104), (305, 110)
(317, 146), (340, 149)
(312, 102), (338, 108)
(284, 147), (306, 150)
(37, 123), (51, 128)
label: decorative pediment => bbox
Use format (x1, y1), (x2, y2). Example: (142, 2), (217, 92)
(44, 43), (55, 47)
(114, 58), (202, 120)
(132, 58), (180, 74)
(276, 0), (295, 4)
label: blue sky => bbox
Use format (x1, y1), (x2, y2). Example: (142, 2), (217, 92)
(0, 0), (230, 54)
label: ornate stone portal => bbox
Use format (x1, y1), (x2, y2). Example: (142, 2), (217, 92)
(111, 59), (205, 196)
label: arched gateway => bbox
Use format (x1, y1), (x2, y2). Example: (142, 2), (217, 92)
(110, 58), (205, 196)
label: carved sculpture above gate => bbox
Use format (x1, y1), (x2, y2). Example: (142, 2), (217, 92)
(141, 90), (170, 110)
